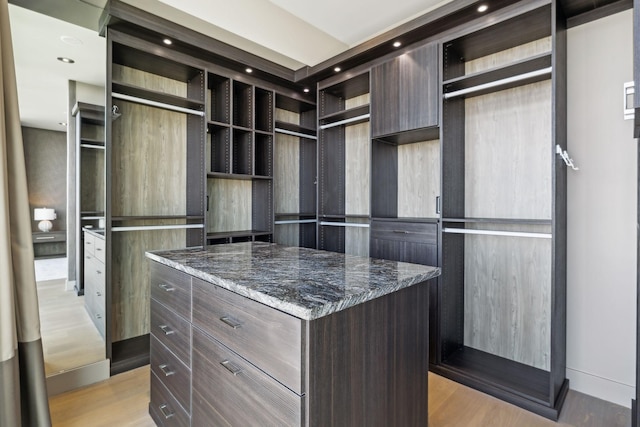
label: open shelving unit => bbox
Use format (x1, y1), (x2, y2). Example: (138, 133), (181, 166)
(205, 72), (274, 244)
(430, 0), (568, 420)
(317, 72), (371, 257)
(106, 30), (206, 373)
(273, 94), (317, 248)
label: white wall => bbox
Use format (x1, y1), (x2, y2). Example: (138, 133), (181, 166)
(76, 81), (104, 106)
(567, 9), (636, 407)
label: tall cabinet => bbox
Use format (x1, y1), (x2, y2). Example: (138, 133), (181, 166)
(431, 0), (568, 419)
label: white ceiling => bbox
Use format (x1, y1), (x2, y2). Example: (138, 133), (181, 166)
(9, 0), (452, 131)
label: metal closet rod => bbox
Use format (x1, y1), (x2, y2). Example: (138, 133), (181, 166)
(274, 128), (318, 140)
(320, 221), (370, 228)
(275, 219), (318, 225)
(443, 228), (552, 239)
(112, 93), (205, 117)
(319, 114), (370, 130)
(443, 67), (552, 100)
(111, 224), (204, 232)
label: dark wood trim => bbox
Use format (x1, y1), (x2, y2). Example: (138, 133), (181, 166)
(566, 0), (632, 28)
(110, 334), (150, 376)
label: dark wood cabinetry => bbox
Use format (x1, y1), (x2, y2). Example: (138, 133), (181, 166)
(371, 42), (439, 142)
(149, 259), (431, 427)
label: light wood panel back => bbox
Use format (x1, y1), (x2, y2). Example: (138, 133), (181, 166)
(113, 64), (187, 97)
(463, 224), (552, 370)
(345, 93), (370, 109)
(464, 37), (552, 75)
(465, 80), (552, 219)
(207, 179), (252, 232)
(345, 122), (370, 216)
(111, 101), (187, 216)
(81, 149), (105, 212)
(111, 228), (186, 341)
(398, 139), (440, 218)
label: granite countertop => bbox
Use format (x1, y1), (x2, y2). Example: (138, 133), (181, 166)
(146, 242), (440, 320)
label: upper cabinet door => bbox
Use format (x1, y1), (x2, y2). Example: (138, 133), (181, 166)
(371, 42), (438, 139)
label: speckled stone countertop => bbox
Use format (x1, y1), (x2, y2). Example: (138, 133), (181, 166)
(146, 242), (440, 320)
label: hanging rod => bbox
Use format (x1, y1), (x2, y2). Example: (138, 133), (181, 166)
(320, 221), (370, 228)
(443, 67), (552, 100)
(112, 224), (204, 232)
(112, 93), (205, 117)
(275, 219), (318, 225)
(319, 114), (370, 130)
(443, 228), (551, 239)
(80, 144), (105, 149)
(274, 128), (318, 140)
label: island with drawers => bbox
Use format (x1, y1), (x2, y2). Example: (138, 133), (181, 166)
(145, 242), (440, 426)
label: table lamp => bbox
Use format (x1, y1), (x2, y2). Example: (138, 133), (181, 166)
(34, 208), (56, 232)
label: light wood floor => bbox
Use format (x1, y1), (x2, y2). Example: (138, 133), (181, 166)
(37, 278), (104, 376)
(49, 366), (631, 426)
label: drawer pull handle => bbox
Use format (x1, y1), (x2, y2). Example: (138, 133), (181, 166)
(220, 360), (243, 376)
(96, 291), (101, 297)
(96, 247), (102, 251)
(393, 230), (409, 234)
(158, 283), (175, 292)
(220, 316), (242, 329)
(159, 364), (175, 377)
(96, 314), (102, 319)
(159, 404), (175, 419)
(96, 270), (102, 275)
(159, 325), (175, 335)
(36, 236), (55, 240)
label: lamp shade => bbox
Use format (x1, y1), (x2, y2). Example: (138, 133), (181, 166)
(34, 208), (56, 221)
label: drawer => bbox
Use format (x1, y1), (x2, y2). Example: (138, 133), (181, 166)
(84, 232), (95, 256)
(192, 328), (302, 427)
(151, 300), (191, 367)
(93, 236), (105, 262)
(32, 231), (65, 243)
(150, 371), (190, 427)
(150, 262), (191, 321)
(192, 278), (303, 394)
(370, 220), (437, 243)
(151, 336), (191, 413)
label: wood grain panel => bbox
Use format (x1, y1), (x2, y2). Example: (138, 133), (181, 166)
(111, 100), (187, 216)
(465, 37), (552, 75)
(345, 122), (370, 216)
(275, 107), (300, 124)
(345, 224), (370, 257)
(274, 223), (299, 247)
(345, 93), (370, 109)
(80, 148), (105, 213)
(113, 64), (187, 97)
(111, 228), (186, 341)
(463, 224), (552, 370)
(206, 178), (252, 233)
(398, 139), (440, 218)
(465, 80), (552, 219)
(274, 133), (300, 214)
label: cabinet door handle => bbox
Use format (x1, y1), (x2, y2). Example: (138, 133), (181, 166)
(158, 283), (175, 292)
(159, 325), (175, 335)
(158, 404), (175, 419)
(159, 364), (175, 377)
(220, 316), (242, 329)
(393, 230), (409, 234)
(96, 291), (101, 297)
(436, 196), (441, 215)
(220, 359), (243, 376)
(96, 314), (102, 319)
(96, 270), (102, 275)
(96, 247), (102, 251)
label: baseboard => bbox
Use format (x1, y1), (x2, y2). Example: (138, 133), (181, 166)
(46, 358), (110, 397)
(566, 367), (634, 408)
(65, 279), (76, 292)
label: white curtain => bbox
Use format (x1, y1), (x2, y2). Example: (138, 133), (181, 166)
(0, 0), (52, 424)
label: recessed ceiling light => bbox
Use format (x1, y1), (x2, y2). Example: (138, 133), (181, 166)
(477, 4), (488, 12)
(60, 35), (83, 46)
(57, 57), (74, 64)
(246, 68), (253, 73)
(393, 41), (402, 48)
(303, 88), (310, 93)
(163, 38), (173, 45)
(334, 67), (341, 72)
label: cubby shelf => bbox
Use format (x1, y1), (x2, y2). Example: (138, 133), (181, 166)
(207, 172), (272, 180)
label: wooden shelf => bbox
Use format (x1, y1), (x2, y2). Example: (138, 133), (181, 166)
(111, 215), (205, 221)
(372, 217), (439, 223)
(275, 121), (316, 138)
(112, 81), (205, 112)
(319, 104), (370, 128)
(207, 121), (230, 129)
(207, 172), (272, 180)
(206, 230), (272, 240)
(442, 217), (552, 225)
(443, 54), (552, 99)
